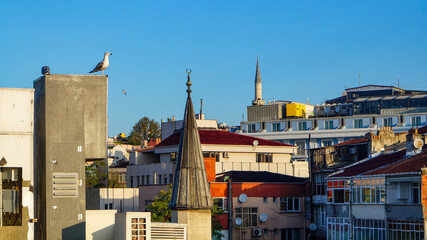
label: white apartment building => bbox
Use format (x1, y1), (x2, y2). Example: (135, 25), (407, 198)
(0, 88), (35, 239)
(127, 120), (309, 188)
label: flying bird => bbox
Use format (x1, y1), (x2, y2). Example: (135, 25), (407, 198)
(89, 52), (112, 75)
(122, 89), (127, 95)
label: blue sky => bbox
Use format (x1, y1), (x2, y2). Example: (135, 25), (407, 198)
(1, 1), (426, 136)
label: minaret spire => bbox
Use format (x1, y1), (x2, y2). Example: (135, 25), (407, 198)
(169, 69), (213, 239)
(252, 56), (265, 106)
(170, 69), (212, 210)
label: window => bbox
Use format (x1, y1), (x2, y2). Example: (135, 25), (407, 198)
(203, 152), (219, 162)
(146, 176), (150, 185)
(411, 116), (421, 127)
(170, 152), (178, 161)
(248, 124), (256, 133)
(295, 141), (306, 156)
(164, 176), (168, 185)
(263, 197), (268, 204)
(313, 174), (326, 196)
(273, 197), (277, 203)
(158, 174), (162, 184)
(389, 220), (424, 240)
(137, 176), (140, 186)
(354, 119), (363, 128)
(327, 217), (350, 240)
(280, 197), (300, 212)
(256, 153), (272, 163)
(141, 175), (144, 185)
(281, 228), (300, 240)
(130, 176), (134, 187)
(325, 120), (334, 130)
(213, 198), (228, 212)
(297, 122), (307, 131)
(314, 206), (326, 228)
(105, 203), (113, 209)
(412, 182), (421, 204)
(353, 218), (386, 240)
(352, 178), (385, 204)
(131, 217), (147, 239)
(327, 180), (349, 203)
(119, 173), (127, 183)
(169, 174), (173, 184)
(1, 168), (23, 226)
(235, 207), (257, 227)
(272, 123), (281, 132)
(322, 140), (333, 147)
(383, 118), (393, 127)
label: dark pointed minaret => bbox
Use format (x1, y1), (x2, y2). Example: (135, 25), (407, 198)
(252, 56), (265, 106)
(170, 69), (212, 239)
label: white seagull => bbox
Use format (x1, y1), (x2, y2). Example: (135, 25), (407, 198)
(89, 52), (112, 75)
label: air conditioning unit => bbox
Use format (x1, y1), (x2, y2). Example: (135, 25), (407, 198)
(223, 152), (230, 158)
(252, 228), (262, 237)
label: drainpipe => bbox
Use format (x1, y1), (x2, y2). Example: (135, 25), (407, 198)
(349, 179), (354, 240)
(228, 180), (233, 240)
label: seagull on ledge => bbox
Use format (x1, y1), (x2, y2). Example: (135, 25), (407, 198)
(89, 52), (112, 75)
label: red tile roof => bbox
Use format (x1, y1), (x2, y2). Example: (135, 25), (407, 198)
(215, 171), (308, 183)
(334, 137), (369, 146)
(363, 148), (427, 175)
(136, 147), (155, 152)
(330, 149), (406, 178)
(156, 130), (295, 147)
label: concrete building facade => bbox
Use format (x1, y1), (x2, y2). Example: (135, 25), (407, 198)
(34, 74), (108, 240)
(0, 88), (35, 239)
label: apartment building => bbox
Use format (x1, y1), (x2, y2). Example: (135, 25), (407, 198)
(240, 59), (427, 162)
(324, 130), (426, 240)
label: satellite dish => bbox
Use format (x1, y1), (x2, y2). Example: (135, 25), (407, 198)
(238, 193), (247, 203)
(313, 107), (318, 115)
(335, 106), (341, 113)
(252, 140), (259, 147)
(259, 213), (268, 222)
(414, 138), (424, 149)
(309, 223), (317, 231)
(235, 217), (242, 226)
(325, 106), (330, 113)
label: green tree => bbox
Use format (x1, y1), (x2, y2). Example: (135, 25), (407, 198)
(211, 205), (225, 240)
(128, 117), (161, 145)
(108, 172), (126, 188)
(146, 185), (172, 222)
(146, 184), (224, 237)
(85, 161), (107, 188)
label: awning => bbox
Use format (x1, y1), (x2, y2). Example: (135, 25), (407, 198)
(353, 98), (368, 102)
(367, 97), (383, 102)
(389, 176), (420, 183)
(410, 94), (427, 99)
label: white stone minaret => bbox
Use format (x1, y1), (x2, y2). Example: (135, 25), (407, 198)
(252, 56), (265, 106)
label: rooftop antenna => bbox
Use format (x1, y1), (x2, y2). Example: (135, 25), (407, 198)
(398, 75), (400, 88)
(359, 72), (361, 86)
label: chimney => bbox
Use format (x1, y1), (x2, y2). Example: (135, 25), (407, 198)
(406, 129), (422, 156)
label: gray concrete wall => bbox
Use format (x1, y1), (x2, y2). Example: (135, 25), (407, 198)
(34, 74), (107, 240)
